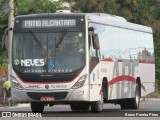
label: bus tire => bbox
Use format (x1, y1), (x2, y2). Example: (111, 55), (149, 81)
(91, 92), (103, 113)
(70, 103), (81, 111)
(120, 99), (129, 110)
(70, 103), (90, 111)
(80, 103), (90, 111)
(129, 84), (140, 109)
(81, 105), (90, 111)
(31, 102), (44, 113)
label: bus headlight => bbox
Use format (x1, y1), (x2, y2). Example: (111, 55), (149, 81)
(11, 76), (23, 90)
(72, 74), (87, 89)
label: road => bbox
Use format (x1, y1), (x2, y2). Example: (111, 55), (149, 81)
(0, 100), (160, 120)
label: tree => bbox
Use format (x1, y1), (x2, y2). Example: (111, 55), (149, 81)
(0, 0), (8, 65)
(69, 0), (105, 13)
(15, 0), (64, 15)
(104, 0), (120, 15)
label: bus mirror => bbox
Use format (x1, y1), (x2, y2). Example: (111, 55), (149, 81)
(2, 27), (12, 50)
(93, 34), (100, 49)
(4, 27), (12, 35)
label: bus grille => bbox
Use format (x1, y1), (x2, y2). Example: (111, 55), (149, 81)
(27, 92), (68, 100)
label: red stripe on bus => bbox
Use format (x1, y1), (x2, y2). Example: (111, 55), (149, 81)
(141, 84), (146, 92)
(108, 76), (136, 86)
(108, 75), (146, 92)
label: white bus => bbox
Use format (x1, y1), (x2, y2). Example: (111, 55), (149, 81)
(10, 11), (155, 113)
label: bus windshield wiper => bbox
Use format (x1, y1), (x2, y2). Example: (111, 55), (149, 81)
(28, 30), (42, 47)
(55, 28), (67, 48)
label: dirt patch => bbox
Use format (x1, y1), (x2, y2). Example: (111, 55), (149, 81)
(148, 92), (160, 98)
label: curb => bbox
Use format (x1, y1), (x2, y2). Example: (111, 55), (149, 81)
(141, 98), (160, 101)
(0, 103), (30, 109)
(16, 103), (30, 108)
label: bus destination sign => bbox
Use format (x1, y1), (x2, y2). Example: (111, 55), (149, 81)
(22, 19), (76, 28)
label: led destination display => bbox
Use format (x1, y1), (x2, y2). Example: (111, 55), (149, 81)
(22, 19), (76, 28)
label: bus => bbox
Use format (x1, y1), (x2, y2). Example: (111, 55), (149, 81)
(10, 11), (155, 113)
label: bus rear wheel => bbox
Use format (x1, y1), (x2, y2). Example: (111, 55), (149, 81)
(129, 84), (140, 109)
(120, 84), (140, 110)
(120, 99), (129, 110)
(31, 102), (44, 113)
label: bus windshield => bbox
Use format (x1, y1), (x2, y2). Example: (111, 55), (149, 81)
(12, 31), (85, 74)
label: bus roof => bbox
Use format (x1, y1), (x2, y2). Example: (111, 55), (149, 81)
(86, 13), (152, 33)
(14, 13), (152, 33)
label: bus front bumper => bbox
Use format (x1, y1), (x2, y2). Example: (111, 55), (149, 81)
(11, 85), (90, 102)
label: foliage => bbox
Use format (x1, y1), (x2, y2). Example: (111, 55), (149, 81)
(15, 0), (64, 15)
(0, 62), (8, 77)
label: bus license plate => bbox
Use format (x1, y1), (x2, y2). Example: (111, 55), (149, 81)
(40, 96), (55, 101)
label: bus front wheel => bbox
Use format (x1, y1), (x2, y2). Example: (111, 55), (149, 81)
(31, 102), (44, 113)
(91, 91), (103, 112)
(70, 102), (90, 111)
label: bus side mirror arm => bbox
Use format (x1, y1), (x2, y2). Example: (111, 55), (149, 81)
(5, 27), (12, 35)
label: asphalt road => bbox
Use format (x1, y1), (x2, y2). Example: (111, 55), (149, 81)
(0, 100), (160, 120)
